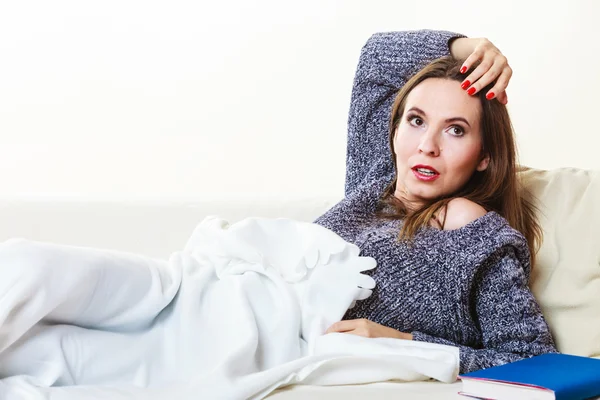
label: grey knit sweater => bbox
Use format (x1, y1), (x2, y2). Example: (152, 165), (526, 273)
(314, 30), (557, 374)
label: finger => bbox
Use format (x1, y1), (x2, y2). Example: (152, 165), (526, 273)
(464, 57), (505, 96)
(326, 320), (359, 334)
(460, 47), (485, 75)
(344, 329), (369, 338)
(485, 67), (512, 101)
(460, 56), (492, 93)
(497, 91), (508, 105)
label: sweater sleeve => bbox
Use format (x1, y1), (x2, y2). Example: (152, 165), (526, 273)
(411, 246), (558, 374)
(344, 30), (464, 196)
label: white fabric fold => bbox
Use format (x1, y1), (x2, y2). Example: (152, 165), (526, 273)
(0, 216), (459, 399)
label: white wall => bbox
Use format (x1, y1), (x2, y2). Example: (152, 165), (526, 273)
(1, 0), (598, 200)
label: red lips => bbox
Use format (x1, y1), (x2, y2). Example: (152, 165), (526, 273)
(412, 165), (440, 182)
(412, 164), (439, 174)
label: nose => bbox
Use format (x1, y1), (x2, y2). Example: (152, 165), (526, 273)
(417, 129), (441, 156)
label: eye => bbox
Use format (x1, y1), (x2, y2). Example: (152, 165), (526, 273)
(447, 125), (465, 137)
(408, 115), (424, 127)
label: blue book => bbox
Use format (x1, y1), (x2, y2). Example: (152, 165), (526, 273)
(458, 353), (600, 400)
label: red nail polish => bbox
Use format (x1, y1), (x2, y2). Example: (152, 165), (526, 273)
(460, 66), (467, 74)
(486, 92), (495, 100)
(467, 87), (476, 95)
(461, 80), (470, 90)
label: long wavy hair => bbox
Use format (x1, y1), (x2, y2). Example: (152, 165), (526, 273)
(378, 56), (542, 266)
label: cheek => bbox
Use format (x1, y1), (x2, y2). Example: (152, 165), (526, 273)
(393, 130), (418, 164)
(447, 144), (483, 173)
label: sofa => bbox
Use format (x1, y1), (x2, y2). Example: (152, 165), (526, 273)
(0, 167), (598, 399)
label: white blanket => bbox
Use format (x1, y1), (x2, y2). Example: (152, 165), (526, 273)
(0, 217), (459, 399)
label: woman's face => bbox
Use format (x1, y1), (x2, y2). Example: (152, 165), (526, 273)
(393, 78), (489, 209)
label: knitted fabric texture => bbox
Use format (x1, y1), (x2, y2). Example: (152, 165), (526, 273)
(314, 30), (557, 374)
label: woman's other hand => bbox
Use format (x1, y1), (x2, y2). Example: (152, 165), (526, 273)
(450, 37), (511, 105)
(325, 318), (413, 340)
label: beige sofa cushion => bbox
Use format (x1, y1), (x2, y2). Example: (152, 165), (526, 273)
(520, 167), (600, 358)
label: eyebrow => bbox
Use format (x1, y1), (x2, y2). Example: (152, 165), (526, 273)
(406, 107), (471, 128)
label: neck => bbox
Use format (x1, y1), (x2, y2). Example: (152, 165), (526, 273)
(393, 186), (423, 212)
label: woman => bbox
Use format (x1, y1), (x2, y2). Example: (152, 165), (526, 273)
(317, 30), (557, 373)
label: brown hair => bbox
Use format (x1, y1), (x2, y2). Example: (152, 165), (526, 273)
(378, 56), (542, 266)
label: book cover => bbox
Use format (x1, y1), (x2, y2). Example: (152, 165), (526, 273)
(459, 353), (600, 400)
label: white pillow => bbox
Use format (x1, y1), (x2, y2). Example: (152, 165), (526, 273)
(521, 167), (600, 358)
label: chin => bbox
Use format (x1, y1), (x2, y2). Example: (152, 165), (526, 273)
(406, 190), (439, 203)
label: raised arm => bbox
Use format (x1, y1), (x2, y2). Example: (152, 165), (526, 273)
(344, 30), (463, 196)
(411, 246), (557, 374)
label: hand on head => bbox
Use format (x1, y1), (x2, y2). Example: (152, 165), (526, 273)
(450, 38), (512, 105)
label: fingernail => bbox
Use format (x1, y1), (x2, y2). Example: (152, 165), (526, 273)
(467, 87), (476, 95)
(461, 80), (470, 90)
(460, 66), (467, 74)
(486, 92), (495, 100)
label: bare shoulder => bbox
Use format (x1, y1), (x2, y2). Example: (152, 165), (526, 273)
(440, 198), (488, 230)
